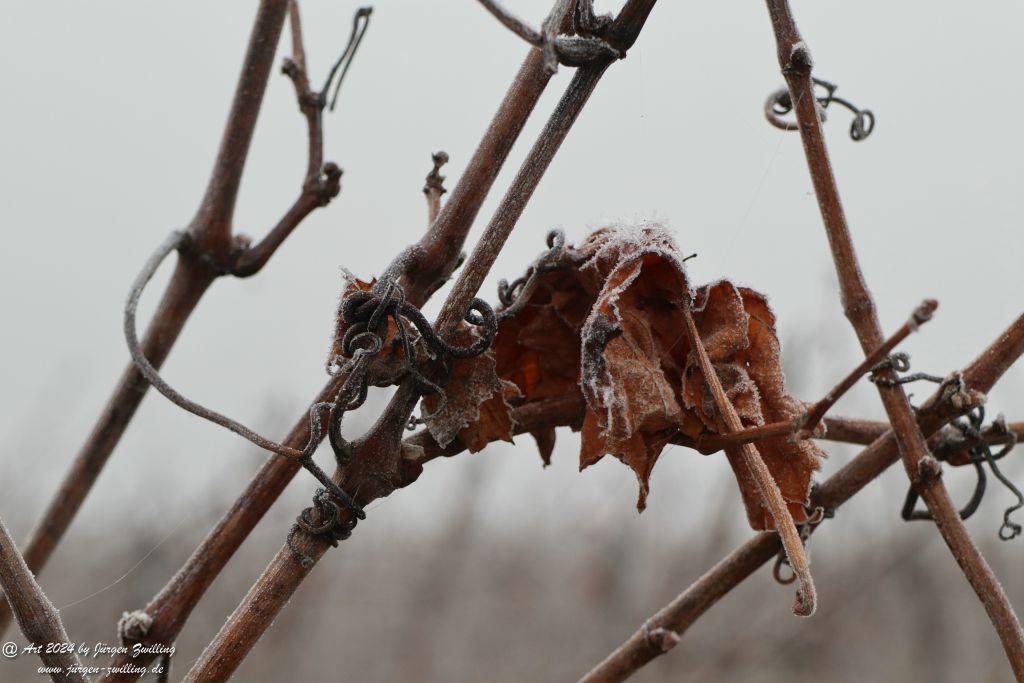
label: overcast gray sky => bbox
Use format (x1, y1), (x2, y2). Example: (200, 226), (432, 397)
(1, 0), (1021, 554)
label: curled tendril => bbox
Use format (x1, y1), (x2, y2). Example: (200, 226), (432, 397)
(128, 230), (500, 563)
(291, 279), (498, 558)
(287, 488), (359, 568)
(869, 352), (945, 387)
(772, 515), (825, 586)
(334, 278), (499, 438)
(765, 77), (875, 142)
(496, 229), (567, 321)
(902, 405), (1023, 540)
(340, 286), (496, 360)
(125, 231), (367, 521)
(321, 7), (373, 112)
(967, 410), (1023, 540)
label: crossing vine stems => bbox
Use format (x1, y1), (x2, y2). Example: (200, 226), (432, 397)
(1, 2), (1020, 682)
(763, 0), (1024, 676)
(0, 0), (356, 638)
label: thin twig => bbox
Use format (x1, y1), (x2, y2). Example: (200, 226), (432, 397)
(580, 312), (1024, 683)
(229, 173), (341, 278)
(0, 516), (87, 683)
(181, 384), (421, 683)
(431, 60), (611, 337)
(688, 415), (882, 453)
(423, 151), (449, 226)
(286, 0), (306, 74)
(764, 0), (1024, 675)
(232, 4), (372, 277)
(691, 300), (937, 451)
(799, 299), (937, 434)
(681, 299), (816, 617)
(476, 0), (543, 48)
(475, 0), (620, 70)
(121, 1), (386, 513)
(391, 49), (556, 305)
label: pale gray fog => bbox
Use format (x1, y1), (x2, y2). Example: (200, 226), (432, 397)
(1, 2), (1021, 681)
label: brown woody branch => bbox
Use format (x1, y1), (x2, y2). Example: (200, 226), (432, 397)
(286, 0), (307, 73)
(681, 301), (816, 617)
(181, 384), (420, 682)
(798, 299), (936, 435)
(175, 392), (584, 683)
(693, 300), (936, 452)
(432, 64), (609, 338)
(695, 416), (1023, 456)
(120, 8), (388, 514)
(388, 27), (564, 306)
(764, 0), (1024, 675)
(0, 0), (296, 639)
(390, 1), (655, 307)
(475, 0), (620, 70)
(96, 377), (344, 683)
(422, 397), (1020, 466)
(182, 3), (659, 679)
(803, 414), (886, 446)
(580, 311), (1024, 683)
(2, 0), (370, 640)
(716, 416), (1024, 458)
(230, 2), (360, 277)
(0, 516), (87, 683)
(108, 304), (1024, 679)
(432, 0), (655, 340)
(417, 388), (1020, 468)
(687, 415), (874, 452)
(98, 16), (579, 680)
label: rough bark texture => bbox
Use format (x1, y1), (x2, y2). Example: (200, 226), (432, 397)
(0, 517), (87, 683)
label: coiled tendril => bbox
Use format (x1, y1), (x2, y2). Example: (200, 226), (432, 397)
(288, 279), (497, 563)
(765, 77), (875, 141)
(899, 403), (1022, 540)
(496, 229), (566, 321)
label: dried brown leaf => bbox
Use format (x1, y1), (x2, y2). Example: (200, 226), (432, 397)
(578, 227), (691, 510)
(444, 225), (822, 529)
(460, 379), (521, 453)
(493, 271), (587, 404)
(423, 328), (511, 449)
